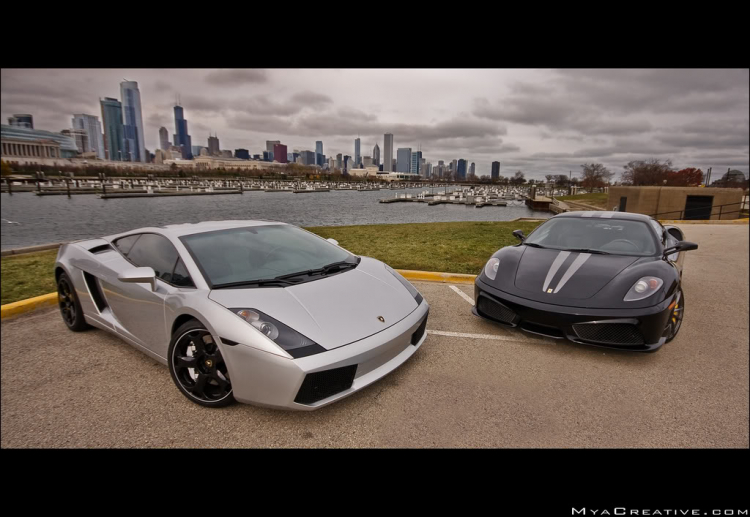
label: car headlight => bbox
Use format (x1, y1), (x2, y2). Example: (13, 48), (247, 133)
(230, 308), (326, 358)
(623, 276), (663, 302)
(484, 257), (500, 281)
(385, 264), (423, 305)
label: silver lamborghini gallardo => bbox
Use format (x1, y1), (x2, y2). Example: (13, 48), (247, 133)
(54, 221), (429, 409)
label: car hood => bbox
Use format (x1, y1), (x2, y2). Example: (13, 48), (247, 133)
(207, 257), (419, 350)
(514, 247), (640, 300)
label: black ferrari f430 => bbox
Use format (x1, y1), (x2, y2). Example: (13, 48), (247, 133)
(473, 211), (698, 352)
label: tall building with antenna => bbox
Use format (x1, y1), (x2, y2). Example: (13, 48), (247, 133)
(173, 98), (192, 159)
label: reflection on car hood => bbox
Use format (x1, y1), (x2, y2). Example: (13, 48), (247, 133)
(207, 257), (418, 350)
(514, 246), (639, 299)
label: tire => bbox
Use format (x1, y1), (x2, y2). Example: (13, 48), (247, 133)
(664, 288), (684, 344)
(167, 319), (235, 408)
(58, 272), (90, 332)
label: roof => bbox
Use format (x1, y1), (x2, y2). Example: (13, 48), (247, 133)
(104, 220), (288, 241)
(553, 210), (654, 222)
(1, 124), (78, 152)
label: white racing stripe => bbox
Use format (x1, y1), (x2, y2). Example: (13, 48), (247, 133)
(542, 251), (570, 292)
(449, 285), (475, 306)
(426, 329), (548, 345)
(553, 252), (591, 293)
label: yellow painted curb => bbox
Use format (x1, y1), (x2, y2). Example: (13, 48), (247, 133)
(397, 269), (476, 284)
(1, 292), (58, 320)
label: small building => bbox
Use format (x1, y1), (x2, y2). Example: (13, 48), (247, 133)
(608, 186), (745, 220)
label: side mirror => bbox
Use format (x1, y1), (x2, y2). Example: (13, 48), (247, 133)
(663, 241), (698, 257)
(512, 230), (526, 242)
(327, 238), (339, 246)
(118, 267), (157, 291)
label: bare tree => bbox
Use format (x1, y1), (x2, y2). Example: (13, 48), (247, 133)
(512, 170), (526, 185)
(580, 163), (614, 189)
(622, 159), (673, 186)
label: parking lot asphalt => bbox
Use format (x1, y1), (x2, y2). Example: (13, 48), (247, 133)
(2, 224), (748, 448)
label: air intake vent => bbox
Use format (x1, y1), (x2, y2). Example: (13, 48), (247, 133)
(294, 365), (357, 405)
(573, 323), (645, 345)
(88, 244), (114, 254)
(411, 313), (428, 345)
(477, 295), (517, 325)
(82, 271), (108, 312)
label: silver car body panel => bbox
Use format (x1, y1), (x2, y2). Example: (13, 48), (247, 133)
(54, 220), (428, 410)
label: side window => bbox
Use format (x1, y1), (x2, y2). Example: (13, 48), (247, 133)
(648, 219), (665, 243)
(114, 234), (141, 256)
(171, 258), (195, 288)
(125, 234), (180, 283)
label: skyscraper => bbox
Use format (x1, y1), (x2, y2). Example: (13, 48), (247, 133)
(266, 141), (280, 152)
(354, 138), (360, 168)
(397, 148), (412, 173)
(373, 143), (380, 166)
(336, 153), (343, 169)
(207, 134), (220, 156)
(173, 105), (192, 159)
(316, 141), (323, 166)
(457, 159), (467, 180)
(100, 97), (125, 161)
(491, 161), (500, 181)
(469, 162), (476, 177)
(383, 133), (393, 172)
(120, 81), (146, 162)
(411, 151), (422, 177)
(72, 114), (105, 159)
(274, 144), (288, 163)
(159, 126), (170, 150)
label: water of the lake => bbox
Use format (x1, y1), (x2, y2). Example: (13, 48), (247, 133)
(0, 189), (551, 250)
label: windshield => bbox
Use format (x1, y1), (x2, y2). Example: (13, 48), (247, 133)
(180, 225), (354, 287)
(524, 217), (658, 257)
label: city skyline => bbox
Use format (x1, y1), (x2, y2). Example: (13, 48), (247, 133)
(1, 69), (748, 178)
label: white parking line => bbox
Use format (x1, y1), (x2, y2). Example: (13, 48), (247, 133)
(426, 329), (548, 345)
(449, 284), (475, 306)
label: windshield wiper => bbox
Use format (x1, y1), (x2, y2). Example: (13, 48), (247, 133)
(276, 258), (360, 280)
(213, 278), (298, 289)
(564, 248), (611, 255)
(523, 242), (548, 249)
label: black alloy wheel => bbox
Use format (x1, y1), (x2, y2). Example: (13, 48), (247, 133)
(58, 272), (89, 331)
(168, 321), (234, 407)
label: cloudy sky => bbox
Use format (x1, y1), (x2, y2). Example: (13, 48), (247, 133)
(2, 69), (748, 180)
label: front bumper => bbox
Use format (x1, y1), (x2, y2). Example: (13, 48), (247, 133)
(220, 301), (429, 410)
(473, 278), (673, 352)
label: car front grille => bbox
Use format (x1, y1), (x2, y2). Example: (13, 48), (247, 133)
(477, 296), (517, 325)
(572, 323), (645, 345)
(411, 313), (428, 345)
(294, 365), (358, 405)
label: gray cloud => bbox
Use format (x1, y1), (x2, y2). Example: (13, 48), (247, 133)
(204, 69), (268, 86)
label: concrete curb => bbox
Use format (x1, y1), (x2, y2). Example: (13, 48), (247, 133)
(0, 243), (67, 257)
(1, 293), (58, 320)
(397, 269), (476, 284)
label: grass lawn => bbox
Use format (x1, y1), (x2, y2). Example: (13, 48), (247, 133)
(556, 192), (609, 209)
(1, 249), (59, 305)
(0, 221), (543, 305)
